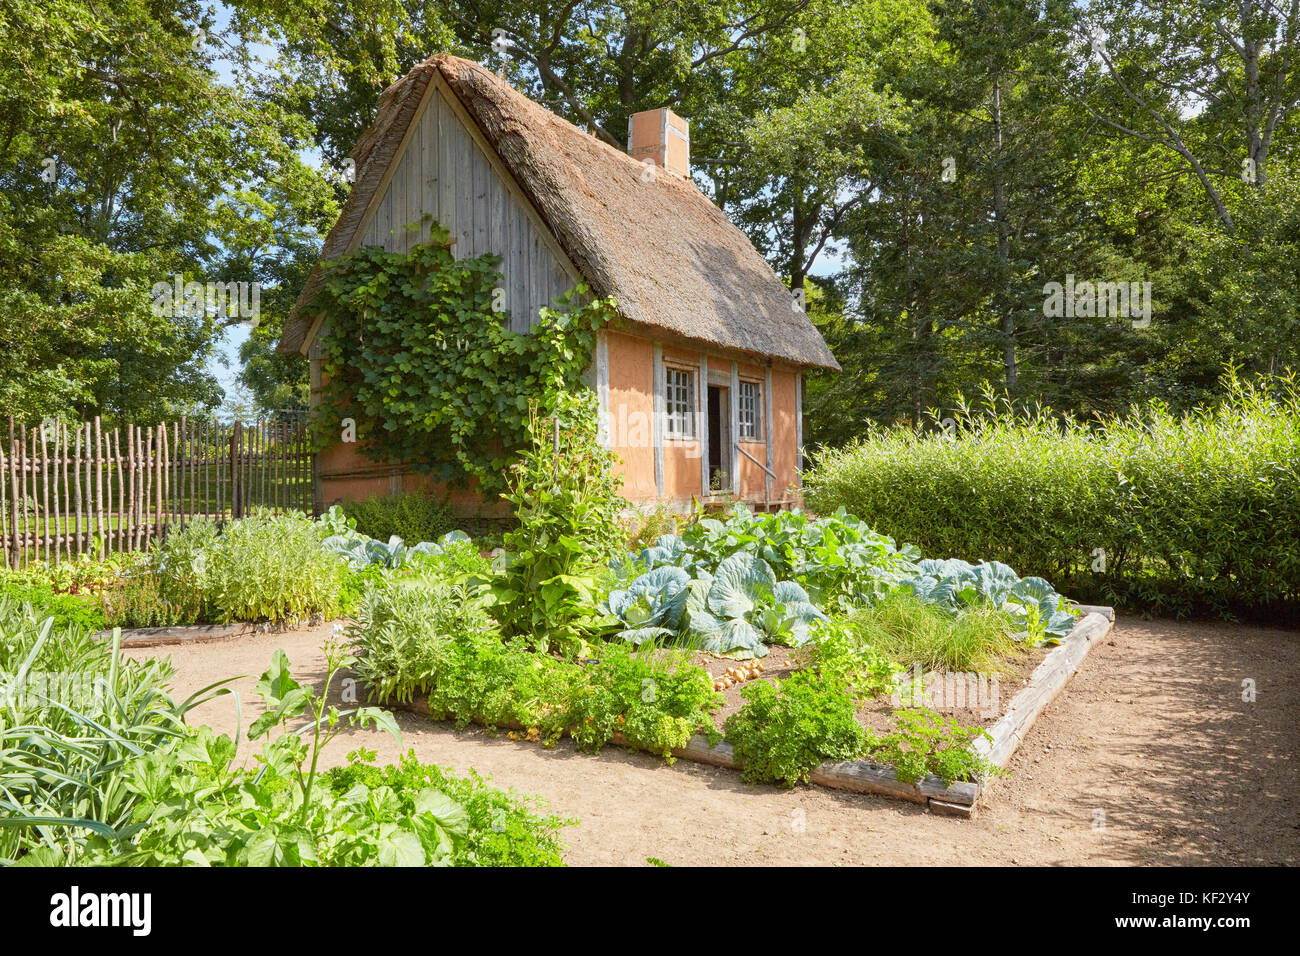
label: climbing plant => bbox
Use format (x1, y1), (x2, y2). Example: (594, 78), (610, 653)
(490, 392), (627, 658)
(310, 221), (615, 492)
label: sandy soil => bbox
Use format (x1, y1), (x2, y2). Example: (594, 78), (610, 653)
(126, 616), (1300, 866)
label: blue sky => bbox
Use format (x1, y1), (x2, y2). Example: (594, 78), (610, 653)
(207, 3), (276, 406)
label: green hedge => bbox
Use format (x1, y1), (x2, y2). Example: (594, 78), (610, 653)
(803, 375), (1300, 617)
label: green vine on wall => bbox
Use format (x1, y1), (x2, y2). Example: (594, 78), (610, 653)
(309, 221), (616, 493)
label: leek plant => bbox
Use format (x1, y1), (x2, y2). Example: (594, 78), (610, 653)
(0, 599), (232, 864)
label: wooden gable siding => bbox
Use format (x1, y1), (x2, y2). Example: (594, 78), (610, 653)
(355, 84), (576, 334)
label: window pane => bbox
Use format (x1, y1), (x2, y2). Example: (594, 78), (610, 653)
(738, 381), (762, 439)
(665, 368), (694, 438)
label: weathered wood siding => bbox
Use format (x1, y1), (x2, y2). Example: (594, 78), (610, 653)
(357, 85), (576, 333)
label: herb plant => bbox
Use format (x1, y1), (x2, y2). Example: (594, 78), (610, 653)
(724, 670), (867, 786)
(863, 708), (1002, 786)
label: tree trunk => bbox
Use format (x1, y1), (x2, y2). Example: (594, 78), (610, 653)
(991, 76), (1016, 390)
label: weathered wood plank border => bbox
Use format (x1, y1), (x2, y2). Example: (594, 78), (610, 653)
(94, 616), (334, 649)
(976, 608), (1114, 770)
(93, 623), (255, 648)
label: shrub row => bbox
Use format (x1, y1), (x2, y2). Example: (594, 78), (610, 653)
(804, 375), (1300, 617)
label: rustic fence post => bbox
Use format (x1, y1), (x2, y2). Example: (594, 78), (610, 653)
(230, 421), (244, 519)
(39, 420), (50, 564)
(5, 417), (15, 567)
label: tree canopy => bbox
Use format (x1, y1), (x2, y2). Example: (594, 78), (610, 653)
(2, 0), (1296, 437)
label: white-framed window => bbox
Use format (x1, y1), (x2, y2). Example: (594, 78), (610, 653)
(665, 367), (696, 438)
(738, 380), (763, 440)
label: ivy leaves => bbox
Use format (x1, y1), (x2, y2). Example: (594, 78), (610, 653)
(313, 222), (614, 492)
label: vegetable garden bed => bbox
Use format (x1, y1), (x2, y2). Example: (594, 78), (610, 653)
(380, 605), (1114, 818)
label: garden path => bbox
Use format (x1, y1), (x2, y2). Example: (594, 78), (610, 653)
(127, 617), (1299, 866)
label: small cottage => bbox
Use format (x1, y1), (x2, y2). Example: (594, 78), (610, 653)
(277, 54), (838, 513)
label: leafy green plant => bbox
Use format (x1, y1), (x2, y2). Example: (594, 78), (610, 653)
(316, 504), (356, 537)
(863, 708), (1002, 786)
(626, 504), (921, 611)
(74, 727), (469, 867)
(152, 510), (347, 625)
(0, 577), (108, 631)
(100, 569), (201, 628)
(73, 642), (444, 867)
(490, 394), (626, 657)
(600, 565), (693, 645)
(323, 528), (473, 571)
(0, 602), (231, 864)
(311, 223), (617, 493)
(418, 630), (578, 740)
(325, 749), (571, 867)
(0, 554), (138, 599)
(724, 670), (867, 786)
(603, 554), (826, 658)
(683, 553), (827, 657)
(902, 558), (1077, 642)
(797, 617), (903, 698)
(568, 644), (722, 761)
(347, 573), (497, 704)
(625, 504), (679, 551)
(340, 491), (456, 546)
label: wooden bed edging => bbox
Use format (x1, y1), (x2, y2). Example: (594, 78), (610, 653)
(94, 622), (255, 648)
(976, 609), (1114, 770)
(391, 696), (981, 812)
(95, 617), (338, 649)
(671, 734), (980, 809)
(388, 606), (1114, 820)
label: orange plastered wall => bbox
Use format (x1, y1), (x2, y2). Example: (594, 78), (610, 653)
(313, 362), (504, 517)
(661, 345), (705, 501)
(603, 332), (805, 507)
(317, 441), (495, 517)
(604, 330), (657, 500)
(770, 367), (801, 499)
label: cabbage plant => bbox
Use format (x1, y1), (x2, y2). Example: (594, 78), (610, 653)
(901, 558), (1077, 642)
(323, 530), (471, 570)
(618, 505), (919, 611)
(603, 554), (826, 659)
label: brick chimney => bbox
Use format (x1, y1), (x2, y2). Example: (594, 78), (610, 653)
(627, 108), (690, 179)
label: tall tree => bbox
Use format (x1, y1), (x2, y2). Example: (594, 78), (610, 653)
(0, 0), (335, 423)
(1074, 0), (1300, 377)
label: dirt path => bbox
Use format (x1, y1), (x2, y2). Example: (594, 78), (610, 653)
(126, 616), (1300, 866)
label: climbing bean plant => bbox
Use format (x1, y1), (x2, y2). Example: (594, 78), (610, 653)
(310, 221), (616, 493)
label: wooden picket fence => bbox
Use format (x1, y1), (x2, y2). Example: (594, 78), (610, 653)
(0, 415), (315, 568)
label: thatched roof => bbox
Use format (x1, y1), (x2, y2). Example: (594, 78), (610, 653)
(278, 54), (838, 371)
